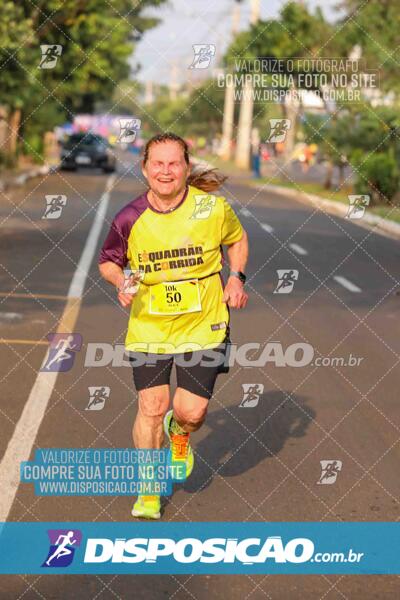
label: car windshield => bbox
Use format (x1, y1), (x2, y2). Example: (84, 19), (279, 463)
(64, 134), (105, 148)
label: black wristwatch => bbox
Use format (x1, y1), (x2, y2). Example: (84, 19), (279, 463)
(230, 270), (246, 284)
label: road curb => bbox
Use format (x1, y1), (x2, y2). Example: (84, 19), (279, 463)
(0, 165), (50, 193)
(253, 182), (400, 239)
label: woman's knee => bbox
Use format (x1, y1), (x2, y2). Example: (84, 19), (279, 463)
(138, 387), (169, 418)
(174, 391), (208, 427)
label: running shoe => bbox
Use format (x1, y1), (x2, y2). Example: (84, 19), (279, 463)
(131, 495), (161, 519)
(163, 409), (194, 479)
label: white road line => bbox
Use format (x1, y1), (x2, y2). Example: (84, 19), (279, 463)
(333, 275), (362, 293)
(289, 243), (308, 256)
(69, 175), (114, 298)
(0, 174), (116, 522)
(239, 207), (252, 217)
(260, 223), (274, 233)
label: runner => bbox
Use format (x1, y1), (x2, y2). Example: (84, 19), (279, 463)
(98, 132), (248, 519)
(45, 531), (76, 566)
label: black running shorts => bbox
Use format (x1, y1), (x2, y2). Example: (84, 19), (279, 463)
(129, 341), (230, 400)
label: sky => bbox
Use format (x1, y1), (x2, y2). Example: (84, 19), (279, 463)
(133, 0), (341, 85)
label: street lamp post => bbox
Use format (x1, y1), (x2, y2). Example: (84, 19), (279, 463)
(219, 1), (242, 161)
(234, 0), (260, 169)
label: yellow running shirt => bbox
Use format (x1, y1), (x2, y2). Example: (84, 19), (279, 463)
(99, 185), (244, 353)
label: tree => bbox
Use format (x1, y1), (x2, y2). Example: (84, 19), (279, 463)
(224, 2), (336, 160)
(336, 0), (400, 96)
(142, 80), (227, 139)
(0, 0), (167, 161)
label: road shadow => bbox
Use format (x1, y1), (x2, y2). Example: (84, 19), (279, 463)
(167, 390), (315, 499)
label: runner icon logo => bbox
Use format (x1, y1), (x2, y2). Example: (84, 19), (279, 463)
(239, 384), (264, 408)
(267, 119), (291, 143)
(346, 195), (370, 219)
(39, 45), (63, 69)
(42, 529), (82, 567)
(118, 118), (141, 144)
(191, 194), (216, 219)
(41, 333), (82, 372)
(120, 269), (143, 293)
(86, 386), (110, 411)
(42, 195), (67, 220)
(189, 44), (216, 69)
(317, 460), (342, 485)
(274, 270), (299, 294)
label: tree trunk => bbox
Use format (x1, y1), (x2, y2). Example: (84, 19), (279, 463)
(219, 77), (235, 161)
(8, 108), (21, 156)
(324, 161), (333, 189)
(235, 78), (254, 170)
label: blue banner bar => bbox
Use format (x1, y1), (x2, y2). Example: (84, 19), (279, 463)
(0, 522), (399, 574)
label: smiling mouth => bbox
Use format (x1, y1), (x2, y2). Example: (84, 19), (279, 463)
(157, 178), (174, 183)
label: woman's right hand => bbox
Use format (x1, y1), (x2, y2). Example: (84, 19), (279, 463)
(116, 273), (138, 308)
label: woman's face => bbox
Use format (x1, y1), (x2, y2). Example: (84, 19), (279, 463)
(142, 140), (191, 200)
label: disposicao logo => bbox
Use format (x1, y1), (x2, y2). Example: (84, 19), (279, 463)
(83, 536), (314, 564)
(41, 333), (82, 372)
(42, 529), (82, 567)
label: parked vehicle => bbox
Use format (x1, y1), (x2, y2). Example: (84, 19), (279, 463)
(60, 133), (116, 172)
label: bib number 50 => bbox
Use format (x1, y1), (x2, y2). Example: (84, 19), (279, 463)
(166, 291), (182, 304)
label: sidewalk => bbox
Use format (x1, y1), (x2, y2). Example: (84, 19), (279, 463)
(252, 180), (400, 240)
(0, 164), (50, 192)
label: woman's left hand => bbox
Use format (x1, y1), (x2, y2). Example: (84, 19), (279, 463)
(222, 276), (248, 309)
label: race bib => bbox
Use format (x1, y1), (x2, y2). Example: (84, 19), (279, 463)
(149, 279), (202, 315)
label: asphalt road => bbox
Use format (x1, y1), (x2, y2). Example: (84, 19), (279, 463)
(0, 151), (399, 598)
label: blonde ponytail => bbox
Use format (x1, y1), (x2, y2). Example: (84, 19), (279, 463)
(188, 164), (227, 193)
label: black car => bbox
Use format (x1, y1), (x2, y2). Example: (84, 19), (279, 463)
(60, 133), (116, 172)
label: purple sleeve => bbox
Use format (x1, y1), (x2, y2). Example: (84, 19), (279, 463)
(98, 219), (129, 268)
(98, 194), (149, 268)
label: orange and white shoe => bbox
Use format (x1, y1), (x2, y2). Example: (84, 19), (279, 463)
(163, 410), (194, 479)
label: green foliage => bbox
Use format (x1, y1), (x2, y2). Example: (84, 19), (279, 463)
(0, 150), (17, 168)
(0, 0), (166, 159)
(336, 0), (400, 94)
(142, 80), (228, 138)
(20, 102), (65, 161)
(303, 113), (352, 166)
(302, 106), (400, 200)
(105, 80), (143, 115)
(353, 152), (399, 205)
(226, 2), (335, 67)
